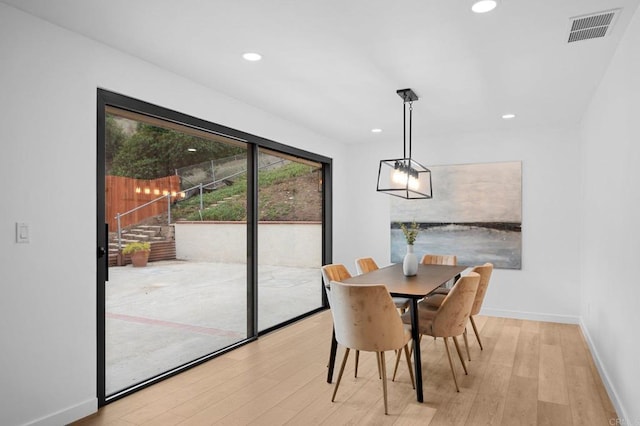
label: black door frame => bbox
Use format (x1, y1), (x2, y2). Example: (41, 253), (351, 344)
(96, 89), (332, 405)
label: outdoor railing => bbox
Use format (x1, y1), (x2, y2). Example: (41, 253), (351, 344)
(114, 194), (173, 250)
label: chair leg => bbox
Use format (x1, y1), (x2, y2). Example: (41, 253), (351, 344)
(380, 351), (388, 415)
(392, 347), (401, 381)
(443, 337), (460, 392)
(403, 344), (415, 389)
(470, 316), (483, 350)
(452, 336), (468, 375)
(332, 348), (350, 402)
(354, 350), (360, 378)
(394, 336), (420, 382)
(391, 343), (416, 389)
(376, 352), (382, 379)
(463, 328), (471, 362)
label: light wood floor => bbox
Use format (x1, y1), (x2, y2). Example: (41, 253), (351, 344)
(74, 311), (617, 425)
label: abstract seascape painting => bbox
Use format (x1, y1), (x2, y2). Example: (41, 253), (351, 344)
(390, 161), (522, 269)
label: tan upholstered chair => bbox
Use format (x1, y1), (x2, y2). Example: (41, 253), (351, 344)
(420, 254), (458, 266)
(423, 263), (493, 351)
(321, 264), (363, 377)
(329, 281), (415, 414)
(354, 257), (378, 275)
(321, 264), (352, 294)
(468, 263), (493, 350)
(400, 273), (480, 392)
(355, 257), (410, 313)
(421, 254), (458, 293)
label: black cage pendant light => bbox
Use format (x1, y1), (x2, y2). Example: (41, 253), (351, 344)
(377, 88), (432, 199)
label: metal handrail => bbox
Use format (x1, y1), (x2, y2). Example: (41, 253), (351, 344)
(114, 194), (172, 250)
(178, 158), (285, 210)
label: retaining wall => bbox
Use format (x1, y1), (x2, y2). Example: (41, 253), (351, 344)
(174, 221), (322, 268)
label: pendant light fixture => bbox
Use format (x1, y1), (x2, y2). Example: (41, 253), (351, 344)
(377, 88), (432, 199)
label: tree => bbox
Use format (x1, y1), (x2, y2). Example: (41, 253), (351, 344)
(110, 123), (244, 179)
(105, 115), (127, 173)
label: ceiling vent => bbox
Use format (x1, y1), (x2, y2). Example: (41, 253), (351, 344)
(567, 9), (620, 43)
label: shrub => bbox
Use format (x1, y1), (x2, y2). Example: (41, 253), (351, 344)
(122, 241), (151, 254)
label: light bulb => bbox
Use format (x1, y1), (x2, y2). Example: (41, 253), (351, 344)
(408, 175), (420, 191)
(392, 169), (408, 185)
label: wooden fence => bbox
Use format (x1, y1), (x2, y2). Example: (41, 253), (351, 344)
(106, 175), (181, 230)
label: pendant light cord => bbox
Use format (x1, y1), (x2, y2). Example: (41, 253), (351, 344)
(403, 99), (414, 162)
(409, 101), (413, 162)
(403, 100), (407, 159)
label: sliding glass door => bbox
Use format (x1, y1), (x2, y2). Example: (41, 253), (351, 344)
(257, 149), (324, 331)
(103, 107), (249, 398)
(97, 90), (331, 404)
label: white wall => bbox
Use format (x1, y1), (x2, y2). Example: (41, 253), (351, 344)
(344, 126), (583, 322)
(580, 4), (640, 424)
(2, 1), (636, 424)
(0, 4), (347, 425)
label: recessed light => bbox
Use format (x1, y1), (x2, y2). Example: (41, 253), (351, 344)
(242, 52), (262, 61)
(472, 0), (498, 13)
(502, 113), (516, 119)
(371, 128), (383, 133)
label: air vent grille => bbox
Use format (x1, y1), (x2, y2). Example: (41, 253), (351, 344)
(567, 9), (619, 43)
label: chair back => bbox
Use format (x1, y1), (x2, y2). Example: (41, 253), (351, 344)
(421, 254), (457, 266)
(321, 264), (352, 307)
(329, 281), (407, 352)
(431, 272), (479, 337)
(470, 263), (493, 316)
(321, 264), (352, 290)
(355, 257), (379, 275)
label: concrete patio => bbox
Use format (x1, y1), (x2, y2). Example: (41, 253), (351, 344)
(106, 260), (322, 395)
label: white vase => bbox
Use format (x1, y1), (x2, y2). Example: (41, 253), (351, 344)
(403, 245), (418, 276)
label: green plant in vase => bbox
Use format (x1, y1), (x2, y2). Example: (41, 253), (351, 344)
(399, 221), (420, 276)
(400, 221), (420, 245)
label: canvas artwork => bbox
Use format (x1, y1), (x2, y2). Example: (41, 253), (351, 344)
(390, 161), (522, 269)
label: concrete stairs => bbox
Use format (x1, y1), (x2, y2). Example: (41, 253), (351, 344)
(108, 224), (175, 266)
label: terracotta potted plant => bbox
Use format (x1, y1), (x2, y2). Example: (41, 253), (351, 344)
(122, 241), (151, 267)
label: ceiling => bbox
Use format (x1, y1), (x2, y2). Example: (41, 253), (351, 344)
(4, 0), (639, 144)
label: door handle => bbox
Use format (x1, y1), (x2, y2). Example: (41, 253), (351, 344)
(100, 223), (109, 281)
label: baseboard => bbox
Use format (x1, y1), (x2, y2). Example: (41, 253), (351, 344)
(25, 398), (97, 426)
(480, 308), (580, 324)
(579, 319), (628, 425)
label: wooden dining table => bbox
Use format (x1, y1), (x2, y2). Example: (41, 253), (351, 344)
(326, 262), (467, 403)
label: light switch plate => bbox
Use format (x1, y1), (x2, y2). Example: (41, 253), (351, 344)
(16, 222), (29, 243)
